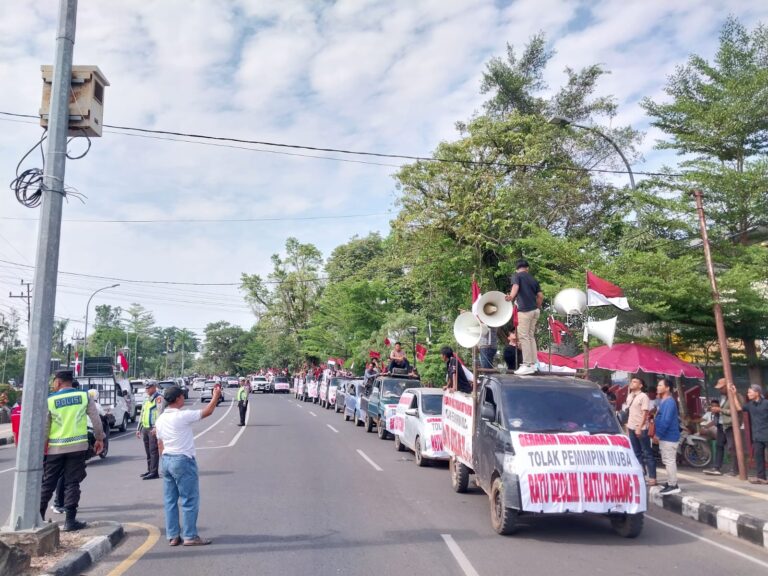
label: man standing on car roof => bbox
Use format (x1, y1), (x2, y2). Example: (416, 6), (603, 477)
(137, 381), (163, 480)
(40, 370), (104, 530)
(505, 259), (543, 376)
(237, 377), (248, 427)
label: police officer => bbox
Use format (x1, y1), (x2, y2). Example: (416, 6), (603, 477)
(137, 381), (163, 479)
(237, 377), (248, 427)
(40, 370), (104, 531)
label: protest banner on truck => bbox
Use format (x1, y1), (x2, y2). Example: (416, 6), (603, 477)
(442, 391), (474, 467)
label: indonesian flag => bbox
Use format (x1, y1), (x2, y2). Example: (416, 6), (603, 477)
(456, 354), (474, 382)
(415, 344), (427, 362)
(74, 352), (81, 376)
(384, 337), (391, 347)
(471, 277), (481, 304)
(587, 271), (631, 311)
(548, 316), (571, 345)
(117, 350), (129, 373)
(369, 350), (381, 359)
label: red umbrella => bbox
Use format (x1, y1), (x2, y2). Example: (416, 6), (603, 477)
(574, 343), (704, 379)
(536, 351), (579, 369)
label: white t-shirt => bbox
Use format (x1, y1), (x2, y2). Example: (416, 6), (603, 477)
(156, 408), (203, 458)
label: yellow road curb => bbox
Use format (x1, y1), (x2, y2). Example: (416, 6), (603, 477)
(106, 522), (160, 576)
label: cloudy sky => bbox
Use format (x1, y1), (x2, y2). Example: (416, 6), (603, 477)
(0, 0), (765, 342)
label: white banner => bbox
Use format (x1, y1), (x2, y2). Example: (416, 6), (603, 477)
(509, 433), (646, 514)
(391, 392), (414, 435)
(442, 391), (474, 468)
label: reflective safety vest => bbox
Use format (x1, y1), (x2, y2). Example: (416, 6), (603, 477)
(237, 386), (247, 402)
(141, 393), (160, 428)
(47, 389), (89, 447)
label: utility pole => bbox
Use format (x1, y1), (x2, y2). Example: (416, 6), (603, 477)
(691, 189), (748, 481)
(5, 0), (78, 533)
(9, 280), (32, 325)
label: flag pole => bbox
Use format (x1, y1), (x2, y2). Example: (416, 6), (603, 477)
(547, 315), (553, 374)
(584, 270), (590, 380)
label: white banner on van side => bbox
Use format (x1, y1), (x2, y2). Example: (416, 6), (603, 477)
(442, 391), (474, 468)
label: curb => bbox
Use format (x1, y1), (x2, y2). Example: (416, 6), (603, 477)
(0, 435), (14, 446)
(650, 489), (768, 549)
(42, 521), (124, 576)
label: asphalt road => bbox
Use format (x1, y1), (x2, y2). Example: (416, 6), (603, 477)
(1, 392), (768, 576)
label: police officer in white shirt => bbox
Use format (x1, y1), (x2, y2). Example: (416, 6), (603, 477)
(156, 384), (221, 547)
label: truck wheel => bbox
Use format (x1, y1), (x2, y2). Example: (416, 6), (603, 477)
(335, 403), (341, 413)
(610, 513), (644, 538)
(344, 412), (350, 422)
(118, 415), (128, 433)
(394, 435), (405, 452)
(490, 478), (518, 535)
(377, 417), (388, 440)
(365, 415), (374, 433)
(356, 413), (363, 427)
(415, 437), (427, 467)
(450, 457), (470, 493)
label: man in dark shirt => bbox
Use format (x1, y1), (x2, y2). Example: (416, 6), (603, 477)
(441, 346), (472, 394)
(732, 383), (768, 484)
(505, 259), (543, 375)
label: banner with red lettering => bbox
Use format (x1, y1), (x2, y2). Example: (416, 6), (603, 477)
(508, 432), (646, 514)
(442, 391), (474, 467)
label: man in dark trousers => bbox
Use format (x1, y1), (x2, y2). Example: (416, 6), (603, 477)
(237, 377), (248, 426)
(441, 346), (472, 394)
(704, 378), (742, 476)
(137, 381), (163, 479)
(40, 370), (104, 530)
(505, 259), (543, 375)
(732, 383), (768, 484)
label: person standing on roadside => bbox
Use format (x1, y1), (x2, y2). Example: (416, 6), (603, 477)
(156, 384), (221, 546)
(625, 377), (656, 486)
(237, 377), (248, 427)
(704, 378), (742, 477)
(137, 381), (163, 480)
(653, 379), (681, 495)
(732, 383), (768, 484)
(39, 370), (104, 531)
(505, 259), (543, 375)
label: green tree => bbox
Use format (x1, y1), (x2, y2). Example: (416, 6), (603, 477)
(201, 321), (247, 374)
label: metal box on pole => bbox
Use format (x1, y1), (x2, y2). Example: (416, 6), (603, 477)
(40, 65), (109, 137)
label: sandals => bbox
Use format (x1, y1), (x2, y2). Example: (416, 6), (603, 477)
(183, 536), (212, 546)
(168, 537), (181, 547)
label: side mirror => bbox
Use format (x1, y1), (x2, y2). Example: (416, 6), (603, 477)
(405, 408), (418, 417)
(480, 403), (496, 422)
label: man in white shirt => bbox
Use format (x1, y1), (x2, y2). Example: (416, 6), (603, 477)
(156, 384), (221, 547)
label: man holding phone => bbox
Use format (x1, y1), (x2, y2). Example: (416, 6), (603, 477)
(156, 383), (221, 546)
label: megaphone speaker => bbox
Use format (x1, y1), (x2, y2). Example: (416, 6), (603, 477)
(474, 291), (513, 327)
(583, 316), (617, 347)
(453, 311), (489, 348)
(553, 288), (588, 316)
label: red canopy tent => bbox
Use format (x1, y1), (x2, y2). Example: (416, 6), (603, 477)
(574, 343), (704, 379)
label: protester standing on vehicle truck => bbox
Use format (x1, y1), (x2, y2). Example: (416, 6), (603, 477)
(441, 346), (471, 394)
(137, 381), (163, 480)
(653, 379), (681, 495)
(505, 259), (543, 376)
(40, 370), (104, 531)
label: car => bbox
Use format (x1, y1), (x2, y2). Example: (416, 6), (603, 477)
(333, 378), (350, 413)
(362, 373), (422, 439)
(130, 380), (148, 418)
(343, 380), (365, 423)
(174, 377), (190, 399)
(307, 378), (319, 403)
(325, 376), (350, 410)
(250, 376), (270, 394)
(192, 378), (206, 391)
(318, 377), (329, 407)
(392, 388), (448, 466)
(295, 377), (307, 399)
(156, 380), (178, 397)
(226, 378), (239, 388)
(443, 374), (646, 537)
(200, 383), (225, 405)
(273, 376), (290, 394)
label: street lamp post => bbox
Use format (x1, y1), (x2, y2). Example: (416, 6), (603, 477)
(81, 284), (119, 376)
(548, 116), (636, 189)
(407, 326), (418, 367)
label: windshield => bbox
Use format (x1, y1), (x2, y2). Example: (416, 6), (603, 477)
(421, 394), (444, 415)
(501, 386), (620, 434)
(274, 377), (288, 383)
(330, 378), (348, 387)
(381, 379), (413, 399)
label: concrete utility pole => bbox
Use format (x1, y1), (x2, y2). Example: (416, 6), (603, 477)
(5, 0), (78, 532)
(691, 189), (748, 481)
(9, 280), (33, 325)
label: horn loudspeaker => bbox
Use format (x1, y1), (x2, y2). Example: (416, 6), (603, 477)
(453, 312), (489, 348)
(553, 288), (588, 316)
(473, 291), (513, 327)
(583, 316), (617, 347)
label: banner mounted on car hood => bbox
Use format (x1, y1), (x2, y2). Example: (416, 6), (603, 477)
(508, 432), (646, 515)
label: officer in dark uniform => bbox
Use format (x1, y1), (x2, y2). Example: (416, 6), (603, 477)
(40, 370), (104, 531)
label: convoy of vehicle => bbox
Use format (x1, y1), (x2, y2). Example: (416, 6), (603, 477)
(273, 376), (291, 394)
(361, 374), (422, 438)
(392, 388), (449, 466)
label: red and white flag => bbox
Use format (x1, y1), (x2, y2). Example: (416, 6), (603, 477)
(471, 277), (481, 304)
(74, 352), (81, 376)
(415, 344), (427, 362)
(548, 316), (571, 345)
(117, 350), (129, 373)
(587, 271), (631, 311)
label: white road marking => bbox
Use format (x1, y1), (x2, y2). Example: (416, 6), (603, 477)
(309, 411), (317, 417)
(441, 534), (480, 576)
(356, 449), (383, 471)
(646, 514), (768, 569)
(0, 466), (16, 475)
(296, 404), (303, 409)
(194, 401), (234, 440)
(227, 403), (250, 447)
(327, 424), (339, 433)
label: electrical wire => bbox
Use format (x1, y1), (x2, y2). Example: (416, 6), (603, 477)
(9, 130), (47, 208)
(0, 212), (390, 224)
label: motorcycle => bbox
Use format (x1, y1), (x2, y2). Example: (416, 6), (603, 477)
(652, 425), (712, 468)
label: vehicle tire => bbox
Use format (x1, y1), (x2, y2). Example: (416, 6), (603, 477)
(377, 417), (388, 440)
(450, 457), (470, 493)
(365, 415), (374, 433)
(335, 403), (341, 413)
(610, 513), (644, 538)
(344, 413), (350, 422)
(356, 413), (363, 427)
(118, 414), (128, 433)
(682, 441), (712, 468)
(394, 434), (405, 452)
(415, 436), (427, 467)
(490, 477), (518, 535)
